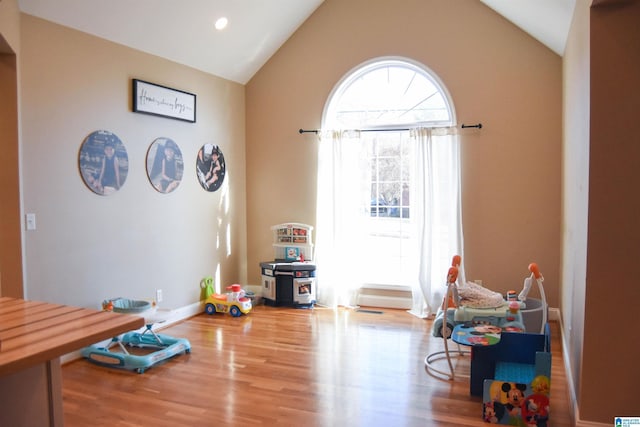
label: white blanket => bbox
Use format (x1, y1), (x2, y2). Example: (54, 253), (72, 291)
(457, 281), (505, 308)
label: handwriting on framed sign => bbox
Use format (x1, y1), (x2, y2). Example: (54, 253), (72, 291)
(132, 79), (196, 123)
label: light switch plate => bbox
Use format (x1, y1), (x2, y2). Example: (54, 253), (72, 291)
(26, 213), (36, 231)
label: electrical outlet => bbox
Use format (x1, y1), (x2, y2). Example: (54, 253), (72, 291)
(156, 289), (163, 303)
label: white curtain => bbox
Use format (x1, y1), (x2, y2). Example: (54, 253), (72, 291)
(408, 127), (466, 318)
(315, 127), (465, 313)
(315, 130), (370, 308)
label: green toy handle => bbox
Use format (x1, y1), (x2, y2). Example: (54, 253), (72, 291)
(200, 276), (214, 299)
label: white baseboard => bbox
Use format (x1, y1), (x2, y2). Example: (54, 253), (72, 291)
(356, 285), (413, 309)
(356, 294), (413, 309)
(549, 306), (561, 321)
(61, 301), (203, 364)
(575, 417), (610, 427)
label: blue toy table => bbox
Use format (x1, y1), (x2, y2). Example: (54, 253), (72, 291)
(451, 324), (504, 347)
(467, 327), (548, 397)
(451, 323), (538, 397)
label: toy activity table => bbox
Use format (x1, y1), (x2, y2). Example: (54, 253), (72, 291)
(451, 322), (525, 346)
(452, 324), (504, 347)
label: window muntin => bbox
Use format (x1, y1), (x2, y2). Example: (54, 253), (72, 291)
(368, 132), (411, 219)
(325, 59), (453, 130)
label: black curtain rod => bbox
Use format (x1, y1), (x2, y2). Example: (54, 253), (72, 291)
(298, 123), (482, 134)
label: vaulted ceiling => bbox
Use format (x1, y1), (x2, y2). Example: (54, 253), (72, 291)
(17, 0), (575, 84)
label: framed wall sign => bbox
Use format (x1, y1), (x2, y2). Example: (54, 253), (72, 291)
(132, 79), (196, 123)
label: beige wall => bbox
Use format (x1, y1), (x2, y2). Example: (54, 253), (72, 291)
(18, 14), (247, 309)
(0, 0), (20, 52)
(562, 0), (590, 422)
(3, 0), (637, 423)
(581, 0), (639, 422)
(246, 0), (563, 307)
(562, 0), (639, 423)
(0, 0), (22, 298)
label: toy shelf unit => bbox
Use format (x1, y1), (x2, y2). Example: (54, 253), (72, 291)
(271, 223), (313, 262)
(260, 261), (316, 308)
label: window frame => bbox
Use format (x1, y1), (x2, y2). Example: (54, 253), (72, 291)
(320, 57), (458, 289)
(322, 56), (457, 131)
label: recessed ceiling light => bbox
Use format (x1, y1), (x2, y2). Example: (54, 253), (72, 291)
(215, 17), (228, 31)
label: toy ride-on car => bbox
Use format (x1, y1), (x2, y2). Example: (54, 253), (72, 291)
(204, 284), (252, 317)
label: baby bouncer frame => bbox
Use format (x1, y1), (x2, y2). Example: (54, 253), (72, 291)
(425, 256), (547, 381)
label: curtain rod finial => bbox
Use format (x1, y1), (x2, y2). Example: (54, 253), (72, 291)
(461, 123), (482, 129)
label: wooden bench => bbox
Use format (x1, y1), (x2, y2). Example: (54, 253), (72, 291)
(0, 297), (144, 426)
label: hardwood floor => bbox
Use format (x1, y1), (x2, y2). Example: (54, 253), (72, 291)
(62, 305), (573, 426)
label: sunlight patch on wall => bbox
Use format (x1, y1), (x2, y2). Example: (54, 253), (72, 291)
(215, 263), (221, 294)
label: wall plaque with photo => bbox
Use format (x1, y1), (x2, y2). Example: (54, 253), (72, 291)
(146, 137), (184, 194)
(78, 130), (129, 196)
(196, 144), (226, 192)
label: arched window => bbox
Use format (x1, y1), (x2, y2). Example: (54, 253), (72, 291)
(316, 58), (464, 315)
(324, 58), (455, 130)
(324, 58), (457, 220)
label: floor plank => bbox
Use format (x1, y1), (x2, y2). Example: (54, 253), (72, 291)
(62, 305), (572, 426)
